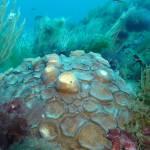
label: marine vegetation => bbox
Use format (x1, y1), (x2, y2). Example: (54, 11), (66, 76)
(107, 66), (150, 150)
(0, 0), (150, 83)
(0, 99), (29, 150)
(124, 100), (150, 150)
(139, 65), (150, 104)
(33, 17), (66, 56)
(0, 97), (47, 150)
(123, 66), (150, 150)
(0, 0), (25, 65)
(107, 128), (136, 150)
(31, 0), (150, 83)
(9, 138), (61, 150)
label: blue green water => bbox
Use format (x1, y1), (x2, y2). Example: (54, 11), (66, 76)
(17, 0), (106, 29)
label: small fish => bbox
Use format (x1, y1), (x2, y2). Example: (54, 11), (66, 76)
(133, 54), (145, 67)
(133, 54), (146, 71)
(31, 7), (37, 11)
(34, 15), (43, 21)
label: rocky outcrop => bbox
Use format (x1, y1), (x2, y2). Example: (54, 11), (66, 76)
(0, 51), (134, 150)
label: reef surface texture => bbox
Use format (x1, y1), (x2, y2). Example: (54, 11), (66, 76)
(0, 51), (134, 150)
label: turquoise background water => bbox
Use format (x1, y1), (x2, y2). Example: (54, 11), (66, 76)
(17, 0), (106, 29)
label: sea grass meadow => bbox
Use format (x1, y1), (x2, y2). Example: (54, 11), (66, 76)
(0, 0), (149, 150)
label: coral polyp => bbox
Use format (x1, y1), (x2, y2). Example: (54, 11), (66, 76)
(56, 71), (80, 93)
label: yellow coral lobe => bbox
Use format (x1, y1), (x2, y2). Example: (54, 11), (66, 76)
(44, 65), (59, 82)
(56, 72), (79, 93)
(47, 54), (61, 67)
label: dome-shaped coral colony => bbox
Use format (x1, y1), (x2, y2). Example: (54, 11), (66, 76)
(0, 51), (134, 149)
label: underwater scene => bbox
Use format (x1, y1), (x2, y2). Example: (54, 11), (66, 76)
(0, 0), (150, 149)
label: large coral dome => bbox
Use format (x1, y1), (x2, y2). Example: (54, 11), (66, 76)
(0, 51), (134, 150)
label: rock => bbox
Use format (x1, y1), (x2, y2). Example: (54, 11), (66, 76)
(0, 51), (134, 150)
